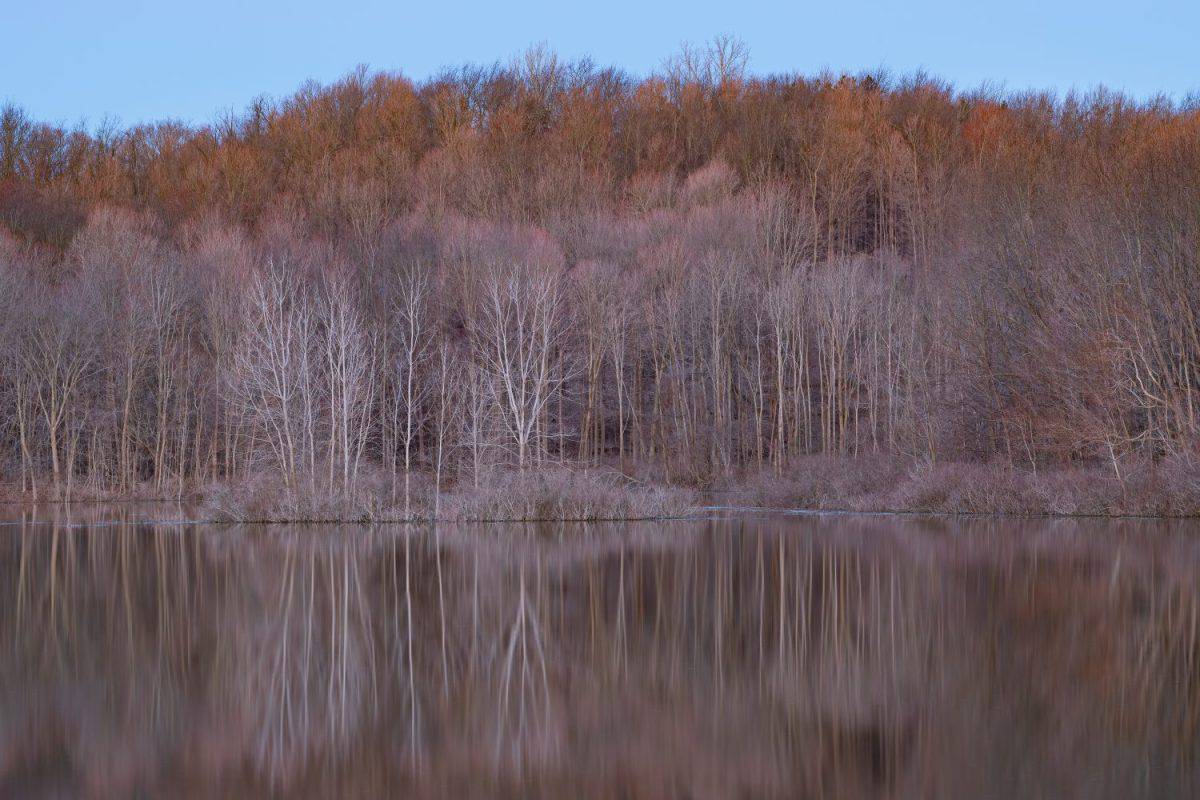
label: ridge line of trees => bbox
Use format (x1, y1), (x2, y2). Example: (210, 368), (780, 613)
(2, 40), (1199, 497)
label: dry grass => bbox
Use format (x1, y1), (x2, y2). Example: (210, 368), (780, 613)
(437, 469), (696, 522)
(199, 468), (697, 524)
(730, 453), (1200, 517)
(66, 454), (1200, 524)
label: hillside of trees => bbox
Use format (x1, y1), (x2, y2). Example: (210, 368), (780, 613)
(2, 41), (1199, 513)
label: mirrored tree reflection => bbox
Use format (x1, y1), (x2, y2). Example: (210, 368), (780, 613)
(1, 512), (1198, 797)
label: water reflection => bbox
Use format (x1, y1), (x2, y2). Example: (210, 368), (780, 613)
(1, 511), (1198, 797)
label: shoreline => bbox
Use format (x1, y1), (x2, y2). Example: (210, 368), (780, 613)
(5, 455), (1200, 524)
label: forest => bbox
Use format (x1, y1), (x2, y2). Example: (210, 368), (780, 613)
(2, 39), (1199, 517)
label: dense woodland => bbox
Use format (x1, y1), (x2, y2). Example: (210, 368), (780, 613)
(1, 40), (1199, 504)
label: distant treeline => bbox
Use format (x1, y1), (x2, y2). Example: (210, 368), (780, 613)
(1, 39), (1198, 498)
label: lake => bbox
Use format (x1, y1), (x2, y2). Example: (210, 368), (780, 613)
(1, 506), (1198, 798)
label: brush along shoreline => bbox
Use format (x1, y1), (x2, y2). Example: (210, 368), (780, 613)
(6, 455), (1200, 523)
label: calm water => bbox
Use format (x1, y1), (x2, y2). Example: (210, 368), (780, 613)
(1, 506), (1198, 798)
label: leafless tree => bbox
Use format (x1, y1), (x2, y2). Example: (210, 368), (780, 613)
(473, 261), (572, 469)
(390, 266), (431, 515)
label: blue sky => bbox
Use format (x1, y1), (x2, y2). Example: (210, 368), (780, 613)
(3, 0), (1197, 128)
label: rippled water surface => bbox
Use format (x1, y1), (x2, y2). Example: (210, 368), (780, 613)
(2, 505), (1199, 798)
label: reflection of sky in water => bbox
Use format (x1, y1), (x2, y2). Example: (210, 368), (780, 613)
(1, 510), (1198, 798)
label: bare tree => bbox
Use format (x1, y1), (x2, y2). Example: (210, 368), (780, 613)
(228, 262), (317, 492)
(431, 341), (461, 518)
(473, 261), (571, 469)
(390, 266), (431, 515)
(321, 272), (377, 496)
(12, 283), (97, 490)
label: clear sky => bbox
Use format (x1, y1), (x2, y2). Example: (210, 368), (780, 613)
(3, 0), (1198, 128)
